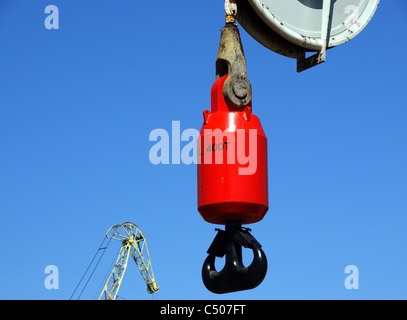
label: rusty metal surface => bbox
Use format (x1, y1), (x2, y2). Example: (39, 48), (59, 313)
(216, 23), (252, 108)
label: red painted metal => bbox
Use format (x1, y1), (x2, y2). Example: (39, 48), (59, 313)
(197, 75), (269, 225)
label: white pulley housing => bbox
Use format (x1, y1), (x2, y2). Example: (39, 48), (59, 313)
(235, 0), (380, 71)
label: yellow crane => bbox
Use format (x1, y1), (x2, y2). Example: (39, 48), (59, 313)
(98, 222), (159, 300)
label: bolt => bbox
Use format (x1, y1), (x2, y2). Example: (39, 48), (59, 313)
(233, 80), (248, 99)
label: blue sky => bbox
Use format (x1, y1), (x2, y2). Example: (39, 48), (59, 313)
(0, 0), (406, 300)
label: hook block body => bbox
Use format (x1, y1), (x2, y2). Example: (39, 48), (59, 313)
(197, 75), (269, 225)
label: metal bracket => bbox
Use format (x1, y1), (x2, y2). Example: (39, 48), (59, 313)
(215, 0), (252, 108)
(297, 0), (333, 72)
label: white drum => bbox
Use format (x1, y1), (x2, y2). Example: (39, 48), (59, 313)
(235, 0), (380, 70)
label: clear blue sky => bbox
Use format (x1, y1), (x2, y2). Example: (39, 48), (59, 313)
(0, 0), (406, 300)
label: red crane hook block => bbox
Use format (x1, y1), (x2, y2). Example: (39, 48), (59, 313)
(197, 74), (269, 226)
(198, 74), (269, 293)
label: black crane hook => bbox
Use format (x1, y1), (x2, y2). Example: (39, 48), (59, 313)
(202, 220), (267, 294)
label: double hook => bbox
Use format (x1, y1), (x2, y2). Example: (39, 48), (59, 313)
(202, 220), (267, 294)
